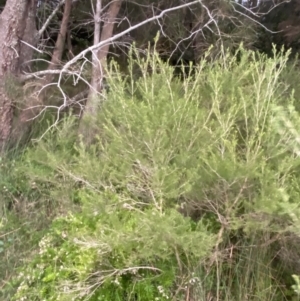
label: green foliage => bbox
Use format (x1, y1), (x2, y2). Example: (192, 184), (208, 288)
(0, 116), (79, 299)
(5, 46), (300, 300)
(12, 197), (215, 301)
(292, 275), (300, 296)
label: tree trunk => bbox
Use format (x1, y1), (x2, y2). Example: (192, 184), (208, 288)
(19, 0), (38, 73)
(88, 0), (103, 96)
(47, 0), (72, 72)
(79, 0), (122, 143)
(0, 0), (30, 151)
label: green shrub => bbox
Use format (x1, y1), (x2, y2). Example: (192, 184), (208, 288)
(11, 192), (216, 301)
(6, 46), (300, 300)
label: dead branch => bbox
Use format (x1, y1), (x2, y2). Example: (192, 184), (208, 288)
(37, 0), (80, 39)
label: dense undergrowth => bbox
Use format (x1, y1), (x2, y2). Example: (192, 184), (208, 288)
(2, 46), (300, 300)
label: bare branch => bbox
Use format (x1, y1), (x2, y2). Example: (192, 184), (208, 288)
(37, 0), (65, 39)
(20, 69), (75, 82)
(20, 40), (43, 54)
(58, 0), (202, 84)
(232, 0), (290, 34)
(23, 0), (285, 84)
(20, 1), (202, 83)
(37, 0), (80, 39)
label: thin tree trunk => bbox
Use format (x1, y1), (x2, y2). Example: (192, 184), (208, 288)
(89, 0), (102, 95)
(0, 0), (30, 151)
(66, 29), (74, 59)
(88, 0), (122, 106)
(19, 0), (38, 73)
(46, 0), (72, 77)
(79, 0), (122, 143)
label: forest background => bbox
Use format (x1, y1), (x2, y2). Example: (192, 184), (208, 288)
(2, 0), (300, 300)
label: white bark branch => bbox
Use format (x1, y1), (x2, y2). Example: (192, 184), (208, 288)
(37, 0), (65, 38)
(57, 0), (202, 84)
(20, 0), (287, 85)
(37, 0), (79, 39)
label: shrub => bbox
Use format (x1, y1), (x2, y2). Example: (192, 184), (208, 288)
(7, 46), (300, 300)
